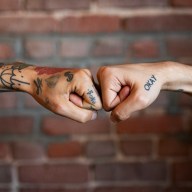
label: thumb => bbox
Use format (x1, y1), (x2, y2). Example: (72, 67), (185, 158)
(110, 88), (147, 122)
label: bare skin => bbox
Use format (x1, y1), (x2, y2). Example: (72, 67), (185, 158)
(0, 62), (102, 123)
(97, 61), (192, 123)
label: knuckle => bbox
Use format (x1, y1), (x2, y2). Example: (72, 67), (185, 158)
(103, 102), (112, 111)
(113, 110), (127, 122)
(98, 66), (113, 78)
(80, 68), (92, 77)
(134, 94), (149, 108)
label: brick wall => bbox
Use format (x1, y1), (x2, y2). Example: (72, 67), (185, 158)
(0, 0), (192, 192)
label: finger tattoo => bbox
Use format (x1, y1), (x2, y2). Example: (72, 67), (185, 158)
(87, 89), (96, 104)
(144, 75), (157, 91)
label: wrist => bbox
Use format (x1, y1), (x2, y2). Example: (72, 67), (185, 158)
(161, 61), (192, 94)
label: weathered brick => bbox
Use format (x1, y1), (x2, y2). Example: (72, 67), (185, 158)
(25, 39), (55, 59)
(19, 164), (89, 183)
(60, 39), (90, 58)
(0, 0), (21, 11)
(45, 0), (90, 10)
(92, 38), (124, 57)
(25, 0), (44, 10)
(158, 138), (189, 157)
(117, 115), (184, 134)
(98, 0), (168, 8)
(0, 93), (17, 109)
(167, 37), (192, 57)
(95, 161), (167, 181)
(48, 141), (83, 158)
(173, 161), (192, 182)
(86, 140), (115, 158)
(0, 43), (15, 59)
(170, 0), (192, 7)
(95, 187), (164, 192)
(0, 143), (11, 160)
(42, 115), (110, 135)
(123, 14), (192, 32)
(120, 139), (152, 157)
(0, 16), (58, 34)
(0, 116), (33, 135)
(129, 39), (160, 58)
(60, 15), (121, 33)
(20, 189), (86, 192)
(0, 164), (11, 183)
(12, 142), (45, 160)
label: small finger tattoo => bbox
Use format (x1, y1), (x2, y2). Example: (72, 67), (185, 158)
(144, 75), (157, 91)
(64, 71), (73, 82)
(87, 89), (96, 104)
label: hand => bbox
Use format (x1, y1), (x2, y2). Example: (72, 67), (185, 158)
(31, 67), (102, 123)
(97, 63), (166, 122)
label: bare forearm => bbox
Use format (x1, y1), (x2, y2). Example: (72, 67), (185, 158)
(161, 61), (192, 94)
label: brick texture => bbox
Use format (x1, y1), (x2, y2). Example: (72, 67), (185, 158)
(0, 1), (192, 191)
(42, 115), (110, 135)
(48, 141), (83, 158)
(19, 164), (89, 183)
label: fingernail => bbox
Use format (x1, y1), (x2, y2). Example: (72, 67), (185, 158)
(91, 111), (97, 120)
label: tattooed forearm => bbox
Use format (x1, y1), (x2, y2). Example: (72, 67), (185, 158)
(87, 89), (96, 104)
(45, 75), (60, 88)
(34, 77), (42, 95)
(0, 62), (31, 91)
(144, 75), (157, 91)
(64, 71), (73, 82)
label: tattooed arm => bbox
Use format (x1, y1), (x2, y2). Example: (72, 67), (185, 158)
(0, 62), (102, 122)
(97, 62), (192, 122)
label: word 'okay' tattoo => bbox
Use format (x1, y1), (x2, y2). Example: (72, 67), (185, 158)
(64, 71), (73, 82)
(87, 89), (96, 104)
(144, 75), (157, 91)
(45, 75), (60, 88)
(0, 62), (30, 90)
(34, 77), (42, 95)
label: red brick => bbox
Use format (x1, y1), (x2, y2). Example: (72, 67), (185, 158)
(0, 116), (33, 135)
(124, 14), (192, 32)
(0, 93), (17, 109)
(173, 161), (192, 182)
(165, 187), (192, 192)
(167, 37), (192, 57)
(25, 0), (45, 10)
(129, 39), (160, 58)
(120, 139), (152, 157)
(0, 16), (58, 34)
(0, 164), (11, 183)
(12, 142), (45, 160)
(20, 189), (86, 192)
(42, 115), (110, 135)
(0, 43), (15, 59)
(158, 138), (189, 157)
(48, 141), (83, 158)
(92, 38), (124, 57)
(0, 143), (11, 160)
(117, 114), (184, 134)
(170, 0), (192, 7)
(98, 0), (167, 8)
(86, 141), (115, 158)
(179, 93), (192, 107)
(95, 187), (164, 192)
(95, 161), (167, 181)
(25, 39), (55, 59)
(45, 0), (90, 10)
(60, 39), (90, 58)
(60, 15), (121, 34)
(19, 164), (89, 183)
(0, 0), (21, 11)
